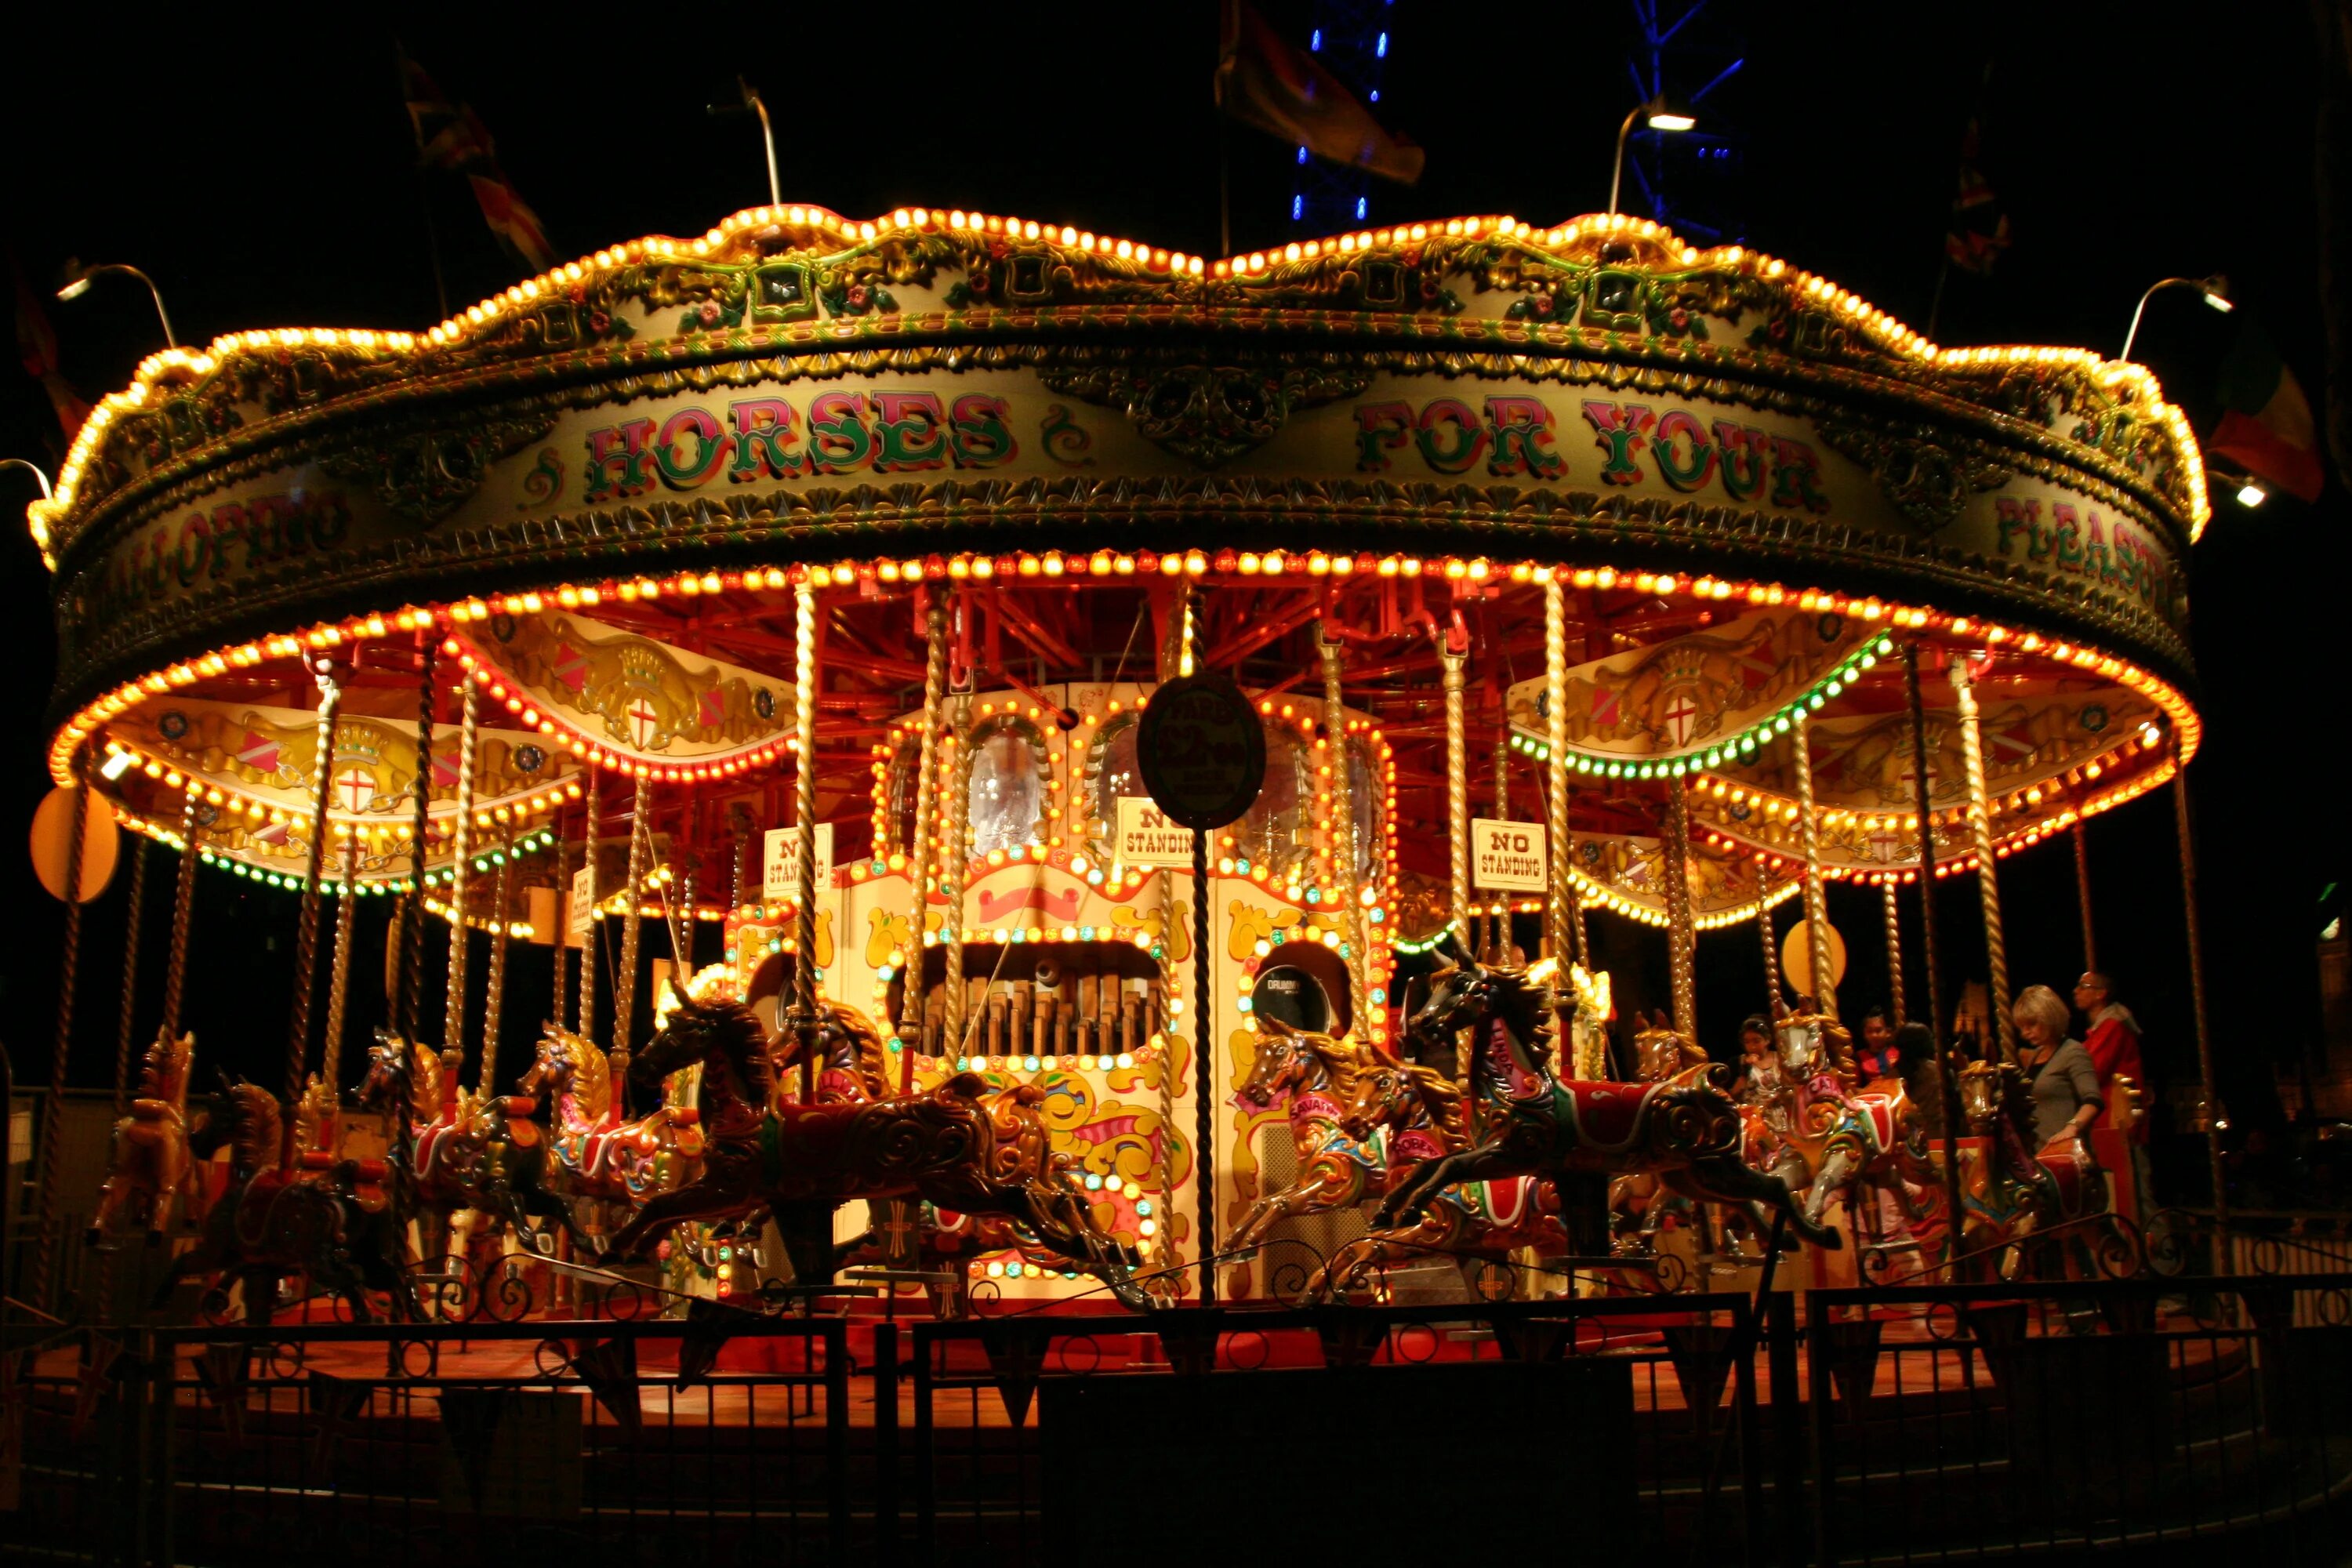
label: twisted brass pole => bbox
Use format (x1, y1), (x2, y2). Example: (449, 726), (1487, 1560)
(901, 600), (949, 1051)
(478, 822), (515, 1098)
(1443, 644), (1471, 962)
(159, 787), (201, 1040)
(1544, 575), (1577, 968)
(113, 840), (150, 1113)
(1664, 775), (1697, 1040)
(443, 677), (481, 1058)
(941, 695), (971, 1059)
(2073, 821), (2098, 973)
(285, 662), (344, 1166)
(1757, 891), (1783, 1008)
(1318, 633), (1370, 1039)
(398, 637), (437, 1044)
(1949, 660), (2014, 1060)
(31, 754), (92, 1310)
(1882, 880), (1907, 1025)
(1902, 643), (1962, 1261)
(1490, 733), (1512, 961)
(322, 834), (361, 1091)
(789, 585), (822, 1101)
(578, 763), (601, 1040)
(615, 778), (652, 1052)
(1791, 714), (1836, 1018)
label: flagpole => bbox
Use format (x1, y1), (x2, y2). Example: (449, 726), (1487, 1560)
(397, 45), (451, 320)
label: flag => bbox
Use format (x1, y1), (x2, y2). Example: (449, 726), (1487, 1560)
(398, 49), (555, 273)
(12, 253), (90, 440)
(1944, 115), (2011, 275)
(1216, 1), (1424, 187)
(2207, 314), (2327, 501)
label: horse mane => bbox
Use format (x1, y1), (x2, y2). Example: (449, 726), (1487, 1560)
(1304, 1030), (1367, 1097)
(1397, 1058), (1468, 1148)
(823, 1002), (892, 1096)
(140, 1033), (192, 1100)
(405, 1036), (441, 1122)
(1486, 964), (1558, 1073)
(702, 1000), (774, 1103)
(554, 1029), (611, 1123)
(292, 1076), (334, 1155)
(229, 1084), (281, 1174)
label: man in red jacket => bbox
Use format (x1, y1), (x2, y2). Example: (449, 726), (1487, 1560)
(2074, 971), (2149, 1218)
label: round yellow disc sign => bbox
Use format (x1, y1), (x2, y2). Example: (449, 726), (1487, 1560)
(1780, 918), (1848, 999)
(30, 785), (121, 904)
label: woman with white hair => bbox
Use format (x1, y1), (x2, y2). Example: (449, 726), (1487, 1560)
(2009, 984), (2104, 1153)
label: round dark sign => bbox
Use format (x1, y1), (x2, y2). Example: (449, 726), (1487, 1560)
(1134, 673), (1266, 831)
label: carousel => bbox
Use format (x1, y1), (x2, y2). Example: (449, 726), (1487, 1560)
(24, 201), (2215, 1322)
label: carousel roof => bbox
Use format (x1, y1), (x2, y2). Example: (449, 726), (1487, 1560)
(28, 205), (2212, 920)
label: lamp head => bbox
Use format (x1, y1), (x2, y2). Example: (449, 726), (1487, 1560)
(2236, 481), (2268, 508)
(2200, 274), (2233, 313)
(1646, 108), (1697, 132)
(55, 275), (91, 303)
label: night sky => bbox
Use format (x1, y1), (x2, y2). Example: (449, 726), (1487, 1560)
(2, 4), (2339, 1201)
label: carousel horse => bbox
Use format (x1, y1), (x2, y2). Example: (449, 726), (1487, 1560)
(1373, 955), (1842, 1250)
(359, 1030), (570, 1264)
(1763, 1011), (1940, 1251)
(154, 1077), (410, 1323)
(517, 1025), (704, 1244)
(771, 1001), (898, 1104)
(1311, 1047), (1566, 1298)
(1953, 1058), (2132, 1279)
(1218, 1019), (1389, 1254)
(1604, 1013), (1754, 1258)
(89, 1031), (201, 1246)
(603, 988), (1152, 1310)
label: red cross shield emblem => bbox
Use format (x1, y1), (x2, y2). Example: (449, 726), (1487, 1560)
(1658, 686), (1701, 747)
(627, 695), (661, 750)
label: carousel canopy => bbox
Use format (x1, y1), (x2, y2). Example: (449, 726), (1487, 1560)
(29, 205), (2207, 918)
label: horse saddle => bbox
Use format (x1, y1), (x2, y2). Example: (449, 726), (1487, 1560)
(1550, 1080), (1664, 1152)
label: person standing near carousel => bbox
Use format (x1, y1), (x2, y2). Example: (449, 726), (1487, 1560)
(2009, 985), (2105, 1160)
(2074, 971), (2151, 1214)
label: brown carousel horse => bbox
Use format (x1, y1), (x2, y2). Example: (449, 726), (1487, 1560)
(604, 988), (1152, 1309)
(1310, 1048), (1568, 1298)
(517, 1025), (704, 1246)
(1218, 1019), (1388, 1254)
(1954, 1058), (2138, 1279)
(89, 1031), (201, 1246)
(154, 1078), (412, 1323)
(1604, 1013), (1773, 1265)
(1766, 1010), (1943, 1261)
(1374, 956), (1842, 1250)
(358, 1031), (572, 1265)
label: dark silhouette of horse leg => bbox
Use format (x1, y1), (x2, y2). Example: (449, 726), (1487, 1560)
(607, 1168), (758, 1261)
(1670, 1156), (1842, 1249)
(1377, 1142), (1526, 1228)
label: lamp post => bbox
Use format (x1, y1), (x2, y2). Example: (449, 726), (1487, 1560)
(0, 458), (53, 499)
(57, 263), (176, 349)
(708, 76), (780, 208)
(1608, 98), (1697, 217)
(2118, 274), (2230, 363)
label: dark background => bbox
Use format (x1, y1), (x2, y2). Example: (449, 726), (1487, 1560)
(2, 3), (2341, 1204)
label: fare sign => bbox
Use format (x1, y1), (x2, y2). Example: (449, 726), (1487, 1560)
(1114, 796), (1196, 867)
(1134, 674), (1265, 832)
(1471, 818), (1548, 891)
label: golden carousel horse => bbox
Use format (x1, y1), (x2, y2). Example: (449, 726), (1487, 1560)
(155, 1078), (412, 1323)
(89, 1031), (201, 1246)
(1376, 956), (1839, 1250)
(1218, 1018), (1387, 1254)
(516, 1024), (705, 1243)
(1765, 1010), (1942, 1262)
(1310, 1048), (1567, 1298)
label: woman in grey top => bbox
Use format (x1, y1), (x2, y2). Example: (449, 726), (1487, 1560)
(2009, 985), (2103, 1152)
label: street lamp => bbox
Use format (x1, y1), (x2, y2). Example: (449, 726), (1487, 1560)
(1608, 97), (1697, 217)
(0, 458), (53, 499)
(707, 76), (780, 208)
(56, 262), (176, 349)
(2118, 274), (2230, 363)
